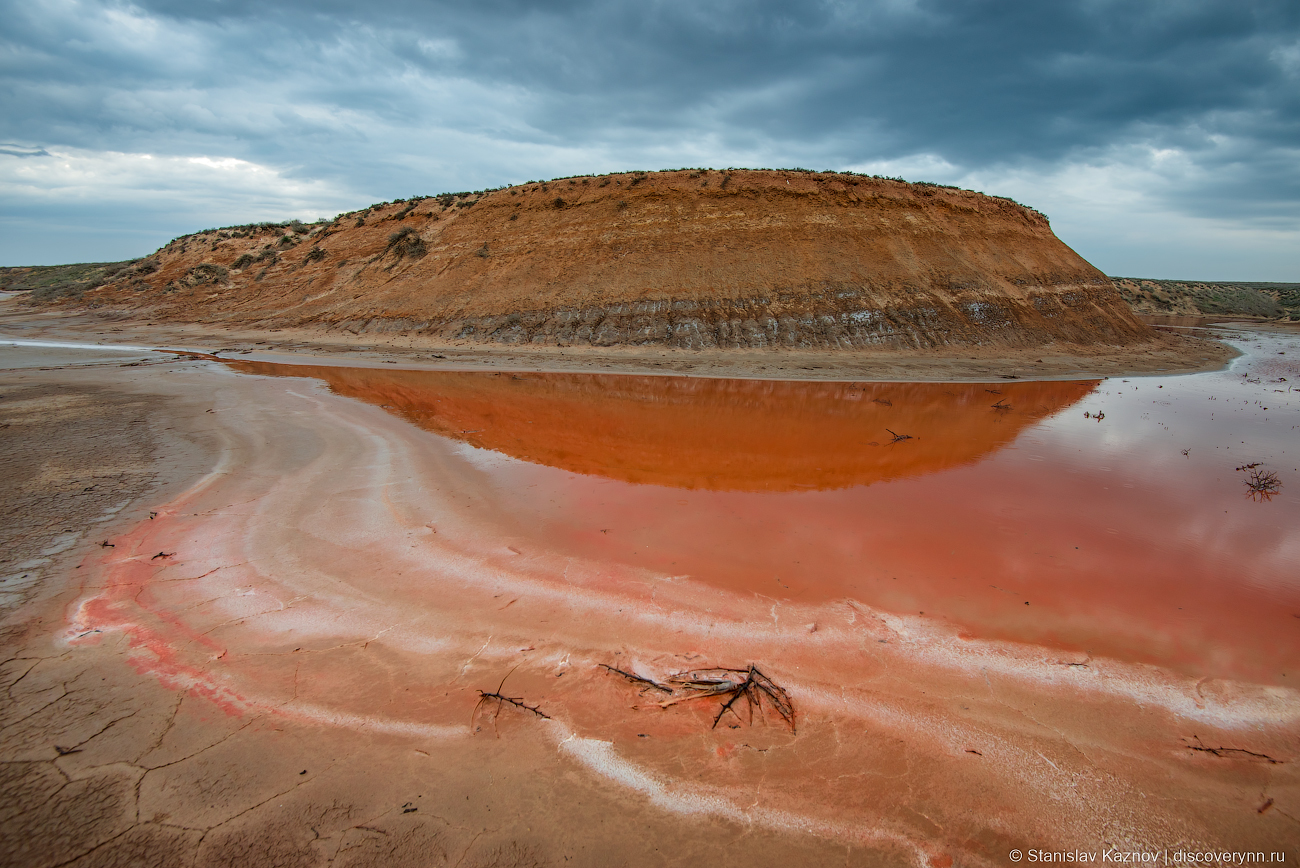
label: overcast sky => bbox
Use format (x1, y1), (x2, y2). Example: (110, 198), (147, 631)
(2, 0), (1298, 279)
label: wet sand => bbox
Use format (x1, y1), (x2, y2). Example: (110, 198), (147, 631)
(1, 314), (1297, 866)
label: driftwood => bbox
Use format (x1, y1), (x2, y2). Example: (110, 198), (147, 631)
(609, 663), (795, 733)
(886, 428), (913, 444)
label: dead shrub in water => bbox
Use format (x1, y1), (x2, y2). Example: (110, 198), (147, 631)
(1244, 468), (1281, 501)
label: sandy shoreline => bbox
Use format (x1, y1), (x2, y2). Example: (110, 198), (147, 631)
(0, 296), (1242, 381)
(2, 306), (1296, 866)
(5, 354), (860, 867)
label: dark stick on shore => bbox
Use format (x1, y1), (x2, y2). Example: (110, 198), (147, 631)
(650, 664), (797, 733)
(474, 666), (550, 736)
(599, 663), (673, 693)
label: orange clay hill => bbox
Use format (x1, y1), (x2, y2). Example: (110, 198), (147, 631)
(79, 168), (1152, 351)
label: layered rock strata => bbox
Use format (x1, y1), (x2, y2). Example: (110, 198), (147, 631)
(75, 169), (1151, 351)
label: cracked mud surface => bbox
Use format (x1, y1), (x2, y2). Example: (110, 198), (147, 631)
(0, 382), (159, 613)
(2, 327), (1298, 867)
(0, 353), (910, 867)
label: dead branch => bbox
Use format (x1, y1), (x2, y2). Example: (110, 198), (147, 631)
(475, 691), (550, 720)
(886, 428), (913, 444)
(1184, 736), (1280, 764)
(473, 667), (549, 736)
(656, 665), (796, 733)
(473, 691), (550, 738)
(990, 399), (1011, 411)
(1243, 468), (1281, 501)
(599, 663), (673, 694)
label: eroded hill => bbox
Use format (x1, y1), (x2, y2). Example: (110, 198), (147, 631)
(54, 169), (1153, 352)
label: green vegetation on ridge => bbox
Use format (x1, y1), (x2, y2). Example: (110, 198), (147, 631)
(0, 261), (138, 302)
(1112, 277), (1300, 321)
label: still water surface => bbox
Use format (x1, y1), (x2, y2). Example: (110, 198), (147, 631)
(230, 325), (1300, 686)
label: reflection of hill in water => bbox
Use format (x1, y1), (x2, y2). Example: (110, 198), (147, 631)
(231, 362), (1097, 491)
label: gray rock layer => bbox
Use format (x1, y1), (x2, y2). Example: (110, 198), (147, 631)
(324, 284), (1147, 350)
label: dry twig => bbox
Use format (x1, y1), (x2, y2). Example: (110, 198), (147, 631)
(599, 663), (672, 693)
(474, 667), (550, 736)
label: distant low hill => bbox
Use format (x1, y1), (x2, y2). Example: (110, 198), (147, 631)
(1, 261), (136, 299)
(1112, 278), (1300, 321)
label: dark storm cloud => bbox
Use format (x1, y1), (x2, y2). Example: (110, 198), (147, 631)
(9, 0), (1297, 162)
(1, 0), (1297, 272)
(130, 2), (1300, 152)
(0, 144), (52, 157)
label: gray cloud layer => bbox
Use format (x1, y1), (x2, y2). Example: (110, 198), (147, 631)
(2, 0), (1298, 277)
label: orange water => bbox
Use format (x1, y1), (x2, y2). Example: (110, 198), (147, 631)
(228, 328), (1300, 686)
